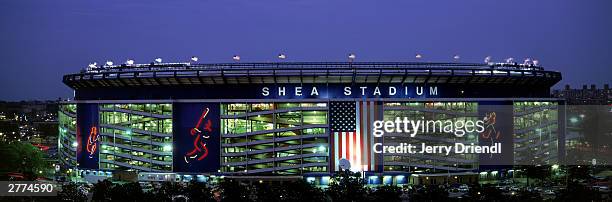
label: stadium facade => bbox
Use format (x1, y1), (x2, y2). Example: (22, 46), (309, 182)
(58, 62), (563, 185)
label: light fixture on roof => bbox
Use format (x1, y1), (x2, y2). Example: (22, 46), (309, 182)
(126, 59), (135, 65)
(88, 62), (98, 69)
(533, 60), (539, 66)
(415, 53), (422, 59)
(523, 58), (532, 65)
(278, 53), (286, 60)
(232, 55), (241, 62)
(484, 56), (492, 63)
(453, 55), (460, 60)
(505, 58), (514, 63)
(154, 58), (163, 63)
(348, 53), (356, 62)
(105, 61), (114, 66)
(190, 56), (199, 62)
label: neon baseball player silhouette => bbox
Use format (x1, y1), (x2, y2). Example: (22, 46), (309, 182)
(481, 112), (500, 140)
(184, 107), (213, 164)
(86, 126), (98, 158)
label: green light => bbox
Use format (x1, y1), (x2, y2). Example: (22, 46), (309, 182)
(163, 145), (172, 152)
(570, 117), (579, 123)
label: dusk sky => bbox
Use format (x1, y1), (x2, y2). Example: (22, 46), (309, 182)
(0, 0), (610, 101)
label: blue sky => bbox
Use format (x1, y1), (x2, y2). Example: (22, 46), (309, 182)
(0, 0), (610, 100)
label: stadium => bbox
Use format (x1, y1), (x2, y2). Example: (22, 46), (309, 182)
(58, 61), (563, 186)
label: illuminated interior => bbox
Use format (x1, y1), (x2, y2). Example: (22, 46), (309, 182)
(221, 102), (329, 175)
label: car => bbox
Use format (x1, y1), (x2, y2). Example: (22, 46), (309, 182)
(459, 184), (469, 192)
(593, 186), (610, 193)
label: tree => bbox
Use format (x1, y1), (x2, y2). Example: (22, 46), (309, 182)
(464, 184), (507, 202)
(109, 182), (144, 201)
(409, 185), (449, 201)
(185, 180), (214, 202)
(524, 165), (549, 186)
(326, 170), (369, 202)
(253, 182), (284, 201)
(567, 165), (590, 182)
(283, 180), (327, 202)
(556, 181), (600, 201)
(91, 179), (113, 201)
(510, 190), (542, 201)
(218, 179), (253, 201)
(368, 185), (402, 202)
(0, 142), (48, 180)
(153, 181), (187, 202)
(57, 183), (87, 202)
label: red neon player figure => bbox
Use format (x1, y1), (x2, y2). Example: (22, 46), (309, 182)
(184, 108), (214, 164)
(86, 126), (99, 158)
(481, 112), (501, 140)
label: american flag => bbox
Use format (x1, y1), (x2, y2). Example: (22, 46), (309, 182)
(330, 101), (379, 172)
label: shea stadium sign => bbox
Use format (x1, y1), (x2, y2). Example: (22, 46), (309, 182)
(74, 84), (453, 100)
(261, 85), (439, 99)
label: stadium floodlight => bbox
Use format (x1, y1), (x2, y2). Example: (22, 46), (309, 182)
(484, 56), (492, 63)
(505, 57), (514, 63)
(126, 59), (135, 65)
(533, 60), (539, 66)
(232, 55), (241, 62)
(278, 53), (286, 60)
(154, 58), (163, 63)
(88, 62), (98, 69)
(348, 53), (356, 62)
(105, 61), (114, 66)
(453, 55), (460, 60)
(415, 54), (422, 59)
(191, 56), (199, 62)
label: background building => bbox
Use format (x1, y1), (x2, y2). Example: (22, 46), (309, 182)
(553, 84), (612, 165)
(552, 84), (611, 105)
